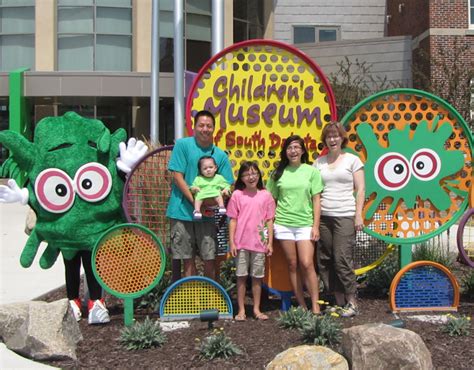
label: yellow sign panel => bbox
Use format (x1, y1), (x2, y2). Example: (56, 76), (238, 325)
(186, 40), (337, 179)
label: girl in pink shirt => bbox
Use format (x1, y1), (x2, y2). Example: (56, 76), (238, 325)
(227, 161), (276, 321)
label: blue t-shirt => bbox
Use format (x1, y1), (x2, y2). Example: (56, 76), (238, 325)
(166, 137), (234, 221)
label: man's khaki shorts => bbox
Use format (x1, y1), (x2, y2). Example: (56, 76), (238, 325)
(170, 219), (216, 260)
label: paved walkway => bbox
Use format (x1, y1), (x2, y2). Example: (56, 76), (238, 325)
(1, 202), (63, 369)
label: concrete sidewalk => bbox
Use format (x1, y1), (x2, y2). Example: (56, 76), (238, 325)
(1, 202), (64, 369)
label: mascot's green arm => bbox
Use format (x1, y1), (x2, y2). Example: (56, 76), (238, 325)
(20, 229), (41, 268)
(0, 131), (36, 174)
(0, 157), (21, 181)
(39, 245), (61, 270)
(110, 128), (127, 159)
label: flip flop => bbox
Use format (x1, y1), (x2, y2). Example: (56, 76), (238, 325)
(254, 313), (269, 321)
(235, 314), (246, 321)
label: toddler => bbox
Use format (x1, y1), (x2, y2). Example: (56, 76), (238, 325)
(190, 156), (231, 220)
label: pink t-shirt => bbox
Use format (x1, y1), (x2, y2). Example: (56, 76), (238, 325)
(226, 189), (276, 253)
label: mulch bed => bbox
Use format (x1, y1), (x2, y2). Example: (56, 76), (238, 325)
(35, 262), (473, 369)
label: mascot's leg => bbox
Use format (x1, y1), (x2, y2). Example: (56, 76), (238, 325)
(39, 245), (60, 269)
(80, 251), (110, 325)
(63, 252), (84, 321)
(20, 230), (41, 268)
(63, 253), (82, 299)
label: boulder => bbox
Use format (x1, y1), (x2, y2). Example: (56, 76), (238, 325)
(0, 299), (82, 361)
(342, 323), (432, 370)
(266, 345), (348, 370)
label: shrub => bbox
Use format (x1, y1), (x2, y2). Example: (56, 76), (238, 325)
(365, 253), (399, 295)
(198, 328), (243, 360)
(461, 270), (474, 299)
(119, 316), (167, 350)
(412, 236), (455, 268)
(277, 306), (313, 330)
(137, 270), (172, 312)
(218, 258), (237, 292)
(329, 56), (402, 118)
(442, 314), (471, 337)
(300, 315), (342, 346)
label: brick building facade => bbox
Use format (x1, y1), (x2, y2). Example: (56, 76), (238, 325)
(387, 0), (474, 121)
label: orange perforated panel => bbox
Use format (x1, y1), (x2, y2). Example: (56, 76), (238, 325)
(345, 93), (472, 241)
(95, 227), (163, 294)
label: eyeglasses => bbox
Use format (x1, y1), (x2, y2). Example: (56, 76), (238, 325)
(241, 172), (260, 178)
(326, 135), (341, 140)
(286, 145), (303, 152)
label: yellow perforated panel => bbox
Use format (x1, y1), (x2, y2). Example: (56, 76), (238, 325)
(95, 227), (163, 294)
(163, 280), (230, 315)
(188, 41), (336, 181)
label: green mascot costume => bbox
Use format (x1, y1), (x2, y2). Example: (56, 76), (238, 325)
(0, 111), (147, 324)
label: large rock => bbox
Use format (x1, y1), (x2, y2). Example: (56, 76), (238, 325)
(342, 323), (432, 370)
(266, 345), (348, 369)
(0, 299), (82, 361)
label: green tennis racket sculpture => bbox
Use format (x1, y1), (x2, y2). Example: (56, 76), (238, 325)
(92, 223), (166, 326)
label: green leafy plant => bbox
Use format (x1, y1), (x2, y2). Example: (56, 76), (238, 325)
(137, 270), (172, 311)
(442, 314), (471, 337)
(198, 328), (243, 360)
(300, 315), (342, 346)
(218, 258), (237, 292)
(277, 306), (313, 330)
(119, 316), (167, 350)
(365, 253), (399, 296)
(461, 270), (474, 299)
(412, 235), (455, 268)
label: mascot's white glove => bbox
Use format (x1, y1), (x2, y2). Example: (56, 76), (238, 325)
(116, 138), (148, 174)
(0, 179), (29, 205)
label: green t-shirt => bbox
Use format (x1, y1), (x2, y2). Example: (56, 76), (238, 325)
(191, 174), (230, 200)
(266, 163), (323, 227)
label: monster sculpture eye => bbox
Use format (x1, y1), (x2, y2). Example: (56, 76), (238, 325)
(74, 162), (112, 202)
(35, 168), (75, 213)
(374, 152), (411, 191)
(410, 149), (441, 181)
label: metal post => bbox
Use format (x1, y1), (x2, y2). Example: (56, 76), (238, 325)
(150, 0), (160, 144)
(212, 0), (224, 56)
(174, 0), (184, 140)
(399, 244), (412, 268)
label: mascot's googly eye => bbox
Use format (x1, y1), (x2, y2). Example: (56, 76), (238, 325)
(374, 152), (411, 191)
(35, 168), (75, 213)
(74, 162), (112, 202)
(410, 149), (441, 181)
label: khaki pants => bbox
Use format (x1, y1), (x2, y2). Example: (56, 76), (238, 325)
(317, 216), (357, 295)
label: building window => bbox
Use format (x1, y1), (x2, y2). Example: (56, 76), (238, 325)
(233, 0), (264, 43)
(470, 0), (474, 28)
(0, 0), (35, 72)
(293, 26), (340, 44)
(159, 0), (212, 73)
(57, 0), (132, 71)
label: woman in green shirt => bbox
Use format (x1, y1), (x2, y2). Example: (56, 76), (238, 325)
(267, 135), (324, 314)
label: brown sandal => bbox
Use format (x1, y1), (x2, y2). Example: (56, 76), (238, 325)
(254, 313), (269, 321)
(235, 314), (246, 321)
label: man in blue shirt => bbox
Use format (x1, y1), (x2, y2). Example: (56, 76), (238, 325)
(166, 110), (233, 279)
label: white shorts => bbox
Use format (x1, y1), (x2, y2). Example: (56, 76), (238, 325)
(274, 224), (312, 241)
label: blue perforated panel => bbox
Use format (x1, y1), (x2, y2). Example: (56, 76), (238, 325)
(395, 265), (454, 308)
